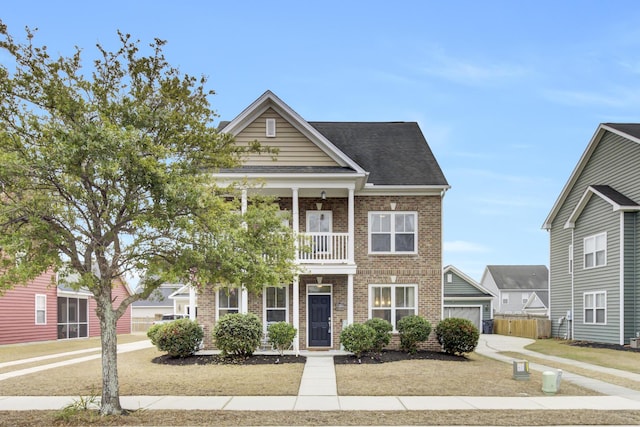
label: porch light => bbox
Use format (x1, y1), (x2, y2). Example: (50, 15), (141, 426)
(320, 190), (326, 200)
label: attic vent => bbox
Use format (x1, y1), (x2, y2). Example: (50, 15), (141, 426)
(266, 118), (276, 137)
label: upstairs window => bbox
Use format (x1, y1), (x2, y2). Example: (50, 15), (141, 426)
(584, 233), (606, 269)
(369, 212), (417, 254)
(502, 293), (509, 305)
(584, 291), (606, 324)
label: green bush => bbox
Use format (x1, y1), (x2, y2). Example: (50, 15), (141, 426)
(154, 318), (204, 358)
(435, 317), (480, 355)
(267, 322), (297, 356)
(146, 323), (164, 346)
(340, 323), (375, 358)
(364, 318), (392, 353)
(397, 315), (431, 354)
(213, 313), (262, 357)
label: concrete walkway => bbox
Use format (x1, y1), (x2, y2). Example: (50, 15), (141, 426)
(3, 335), (640, 412)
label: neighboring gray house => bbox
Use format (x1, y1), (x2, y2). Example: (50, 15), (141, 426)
(443, 265), (494, 331)
(480, 265), (549, 315)
(131, 283), (183, 320)
(543, 123), (640, 345)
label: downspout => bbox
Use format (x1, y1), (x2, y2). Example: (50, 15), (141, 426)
(620, 212), (625, 345)
(570, 228), (574, 340)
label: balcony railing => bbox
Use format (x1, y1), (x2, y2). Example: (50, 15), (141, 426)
(297, 232), (350, 263)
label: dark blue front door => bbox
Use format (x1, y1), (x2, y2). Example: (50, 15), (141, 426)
(309, 294), (331, 347)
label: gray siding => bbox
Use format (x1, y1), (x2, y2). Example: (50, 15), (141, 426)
(573, 192), (620, 344)
(549, 131), (640, 343)
(444, 270), (492, 320)
(624, 212), (640, 341)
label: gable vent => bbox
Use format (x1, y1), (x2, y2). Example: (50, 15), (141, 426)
(266, 118), (276, 137)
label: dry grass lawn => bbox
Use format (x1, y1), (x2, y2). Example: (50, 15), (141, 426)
(336, 353), (597, 397)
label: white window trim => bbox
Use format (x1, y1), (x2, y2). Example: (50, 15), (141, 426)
(263, 285), (289, 332)
(584, 291), (607, 325)
(502, 292), (509, 305)
(266, 118), (276, 137)
(368, 284), (418, 331)
(216, 288), (240, 320)
(583, 232), (607, 269)
(522, 293), (529, 304)
(35, 294), (46, 325)
(368, 211), (418, 254)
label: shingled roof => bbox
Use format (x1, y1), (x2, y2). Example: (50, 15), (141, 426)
(309, 122), (447, 186)
(485, 265), (548, 290)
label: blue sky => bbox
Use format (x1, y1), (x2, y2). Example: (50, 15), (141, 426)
(3, 1), (640, 281)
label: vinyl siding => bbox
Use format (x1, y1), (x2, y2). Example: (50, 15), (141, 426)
(88, 282), (132, 338)
(573, 194), (620, 343)
(549, 131), (640, 342)
(444, 272), (492, 319)
(234, 108), (340, 166)
(0, 271), (58, 345)
(623, 212), (640, 341)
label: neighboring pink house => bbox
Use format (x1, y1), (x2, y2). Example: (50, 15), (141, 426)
(0, 271), (132, 345)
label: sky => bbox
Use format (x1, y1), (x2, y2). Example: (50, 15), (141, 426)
(3, 1), (640, 281)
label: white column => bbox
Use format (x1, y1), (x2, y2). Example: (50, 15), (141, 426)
(292, 188), (300, 354)
(189, 285), (196, 320)
(347, 274), (354, 325)
(348, 188), (355, 263)
(241, 188), (248, 314)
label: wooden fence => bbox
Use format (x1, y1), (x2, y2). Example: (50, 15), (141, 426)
(493, 316), (551, 339)
(132, 317), (155, 333)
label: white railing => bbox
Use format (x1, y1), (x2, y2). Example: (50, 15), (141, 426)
(297, 232), (349, 263)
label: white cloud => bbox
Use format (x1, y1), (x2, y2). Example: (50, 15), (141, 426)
(542, 87), (640, 109)
(419, 51), (530, 86)
(444, 240), (490, 253)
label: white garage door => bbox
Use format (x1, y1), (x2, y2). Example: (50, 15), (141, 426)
(443, 306), (481, 330)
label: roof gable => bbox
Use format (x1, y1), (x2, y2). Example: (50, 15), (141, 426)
(544, 123), (640, 229)
(485, 265), (548, 290)
(565, 185), (640, 228)
(219, 91), (364, 172)
(443, 265), (495, 297)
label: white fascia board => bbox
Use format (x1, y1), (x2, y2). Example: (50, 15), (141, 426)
(565, 186), (640, 229)
(209, 172), (366, 191)
(220, 91), (366, 173)
(444, 296), (493, 301)
(168, 285), (190, 299)
(359, 184), (450, 197)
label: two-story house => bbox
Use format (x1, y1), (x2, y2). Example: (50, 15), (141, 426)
(543, 123), (640, 345)
(198, 91), (449, 351)
(480, 265), (549, 316)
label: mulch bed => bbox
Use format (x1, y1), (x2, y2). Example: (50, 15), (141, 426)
(152, 354), (306, 366)
(334, 349), (469, 364)
(569, 340), (640, 352)
(152, 349), (470, 365)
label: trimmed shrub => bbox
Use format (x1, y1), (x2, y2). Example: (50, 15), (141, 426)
(435, 317), (480, 355)
(214, 313), (262, 357)
(146, 323), (164, 346)
(397, 315), (431, 354)
(267, 322), (297, 356)
(154, 318), (204, 358)
(364, 318), (392, 353)
(340, 323), (375, 358)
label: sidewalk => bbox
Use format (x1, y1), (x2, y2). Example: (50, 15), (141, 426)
(2, 335), (640, 411)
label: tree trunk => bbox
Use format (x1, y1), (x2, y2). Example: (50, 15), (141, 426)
(97, 293), (123, 415)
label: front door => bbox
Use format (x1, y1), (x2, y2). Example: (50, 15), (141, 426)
(308, 294), (331, 347)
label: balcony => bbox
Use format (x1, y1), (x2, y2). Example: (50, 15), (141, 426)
(297, 232), (350, 263)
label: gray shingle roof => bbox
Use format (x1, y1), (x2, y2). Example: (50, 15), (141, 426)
(604, 123), (640, 139)
(309, 122), (448, 186)
(132, 285), (181, 307)
(486, 265), (548, 290)
(590, 185), (639, 207)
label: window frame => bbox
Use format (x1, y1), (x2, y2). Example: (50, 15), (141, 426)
(217, 288), (240, 320)
(522, 293), (530, 304)
(584, 291), (607, 325)
(368, 211), (418, 254)
(368, 284), (418, 331)
(263, 285), (289, 330)
(35, 294), (46, 325)
(502, 292), (509, 305)
(583, 232), (607, 269)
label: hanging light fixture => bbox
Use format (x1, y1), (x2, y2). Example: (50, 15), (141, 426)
(320, 190), (326, 200)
